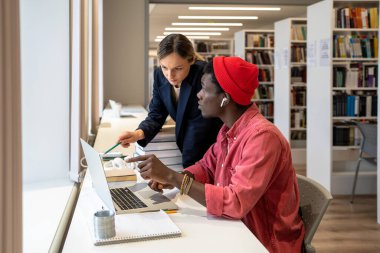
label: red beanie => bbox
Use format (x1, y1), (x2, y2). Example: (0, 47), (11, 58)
(213, 56), (259, 106)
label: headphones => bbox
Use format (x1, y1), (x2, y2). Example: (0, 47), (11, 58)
(220, 94), (230, 108)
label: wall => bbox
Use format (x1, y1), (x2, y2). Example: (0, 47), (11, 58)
(20, 0), (70, 183)
(103, 0), (148, 106)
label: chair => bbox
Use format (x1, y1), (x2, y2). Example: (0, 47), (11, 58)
(351, 122), (377, 203)
(297, 174), (333, 253)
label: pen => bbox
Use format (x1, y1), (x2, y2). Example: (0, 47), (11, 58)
(103, 141), (121, 155)
(163, 209), (178, 214)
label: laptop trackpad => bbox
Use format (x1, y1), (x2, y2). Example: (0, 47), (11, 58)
(138, 190), (171, 204)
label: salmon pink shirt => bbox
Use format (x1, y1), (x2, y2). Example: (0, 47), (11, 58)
(185, 104), (305, 253)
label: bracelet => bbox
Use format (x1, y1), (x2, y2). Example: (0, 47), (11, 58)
(184, 177), (194, 195)
(180, 174), (190, 195)
(180, 173), (194, 195)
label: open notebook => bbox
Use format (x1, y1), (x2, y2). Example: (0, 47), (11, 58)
(90, 210), (181, 246)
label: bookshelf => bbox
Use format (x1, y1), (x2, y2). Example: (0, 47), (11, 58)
(193, 39), (233, 62)
(307, 0), (379, 198)
(274, 18), (307, 164)
(234, 30), (275, 121)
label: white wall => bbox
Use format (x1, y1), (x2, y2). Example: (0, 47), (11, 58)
(103, 0), (148, 106)
(20, 0), (70, 183)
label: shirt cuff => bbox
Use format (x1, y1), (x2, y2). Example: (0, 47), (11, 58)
(185, 164), (208, 184)
(205, 184), (224, 216)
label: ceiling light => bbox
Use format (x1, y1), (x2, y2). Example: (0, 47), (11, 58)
(178, 16), (258, 20)
(189, 6), (281, 11)
(156, 36), (166, 39)
(165, 27), (229, 31)
(186, 36), (211, 39)
(172, 22), (243, 26)
(155, 38), (162, 42)
(163, 32), (222, 36)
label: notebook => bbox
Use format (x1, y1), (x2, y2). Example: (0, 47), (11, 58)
(90, 210), (182, 246)
(80, 139), (178, 214)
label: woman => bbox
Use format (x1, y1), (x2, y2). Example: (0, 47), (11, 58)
(128, 56), (305, 253)
(118, 34), (222, 167)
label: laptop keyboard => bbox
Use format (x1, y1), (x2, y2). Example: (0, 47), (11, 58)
(110, 187), (148, 210)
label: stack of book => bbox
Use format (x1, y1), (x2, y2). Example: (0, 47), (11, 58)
(135, 126), (183, 172)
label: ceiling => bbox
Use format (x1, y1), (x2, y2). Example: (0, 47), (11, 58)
(149, 2), (317, 49)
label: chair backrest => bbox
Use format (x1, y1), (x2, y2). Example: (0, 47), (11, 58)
(355, 122), (377, 158)
(297, 174), (332, 252)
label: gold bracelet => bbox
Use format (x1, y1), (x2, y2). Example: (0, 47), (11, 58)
(184, 177), (194, 195)
(180, 174), (189, 195)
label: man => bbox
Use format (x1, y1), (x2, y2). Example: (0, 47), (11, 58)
(129, 56), (305, 253)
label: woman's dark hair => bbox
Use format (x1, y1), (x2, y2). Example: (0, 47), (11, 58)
(203, 59), (224, 94)
(157, 34), (202, 62)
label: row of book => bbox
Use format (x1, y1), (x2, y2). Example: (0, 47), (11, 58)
(291, 88), (306, 106)
(333, 34), (378, 58)
(256, 102), (274, 118)
(291, 25), (307, 41)
(332, 94), (378, 117)
(135, 126), (183, 172)
(195, 41), (230, 53)
(291, 66), (307, 83)
(291, 110), (307, 129)
(258, 68), (273, 82)
(291, 131), (306, 141)
(252, 86), (274, 100)
(246, 34), (274, 48)
(333, 64), (377, 88)
(291, 45), (307, 63)
(245, 50), (274, 65)
(333, 123), (361, 146)
(335, 7), (378, 29)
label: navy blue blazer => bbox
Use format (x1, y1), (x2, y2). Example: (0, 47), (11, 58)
(137, 60), (222, 168)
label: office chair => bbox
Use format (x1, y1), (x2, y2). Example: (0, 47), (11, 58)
(351, 122), (377, 203)
(297, 174), (332, 253)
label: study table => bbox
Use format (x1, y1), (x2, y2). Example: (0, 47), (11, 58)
(62, 106), (268, 253)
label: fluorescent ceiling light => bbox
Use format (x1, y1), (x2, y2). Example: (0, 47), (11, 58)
(172, 22), (243, 26)
(178, 16), (258, 20)
(165, 27), (229, 31)
(189, 6), (281, 11)
(155, 35), (211, 42)
(186, 36), (211, 39)
(163, 31), (221, 36)
(156, 36), (166, 39)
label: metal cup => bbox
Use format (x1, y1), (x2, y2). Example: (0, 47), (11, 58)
(93, 210), (116, 240)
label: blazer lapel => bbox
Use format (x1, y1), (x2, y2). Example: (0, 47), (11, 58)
(175, 81), (192, 135)
(159, 80), (177, 117)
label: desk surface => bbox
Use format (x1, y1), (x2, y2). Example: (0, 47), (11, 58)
(62, 107), (268, 253)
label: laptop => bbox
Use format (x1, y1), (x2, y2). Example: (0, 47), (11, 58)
(80, 139), (178, 214)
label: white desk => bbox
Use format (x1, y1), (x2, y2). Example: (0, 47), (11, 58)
(62, 106), (268, 253)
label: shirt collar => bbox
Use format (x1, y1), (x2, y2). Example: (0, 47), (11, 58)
(220, 103), (260, 139)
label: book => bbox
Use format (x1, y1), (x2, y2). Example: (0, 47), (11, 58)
(135, 146), (182, 158)
(152, 127), (176, 142)
(90, 210), (182, 246)
(104, 168), (136, 182)
(136, 141), (178, 151)
(160, 156), (182, 166)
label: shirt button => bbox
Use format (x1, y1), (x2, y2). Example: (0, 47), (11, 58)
(221, 164), (224, 167)
(234, 137), (237, 140)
